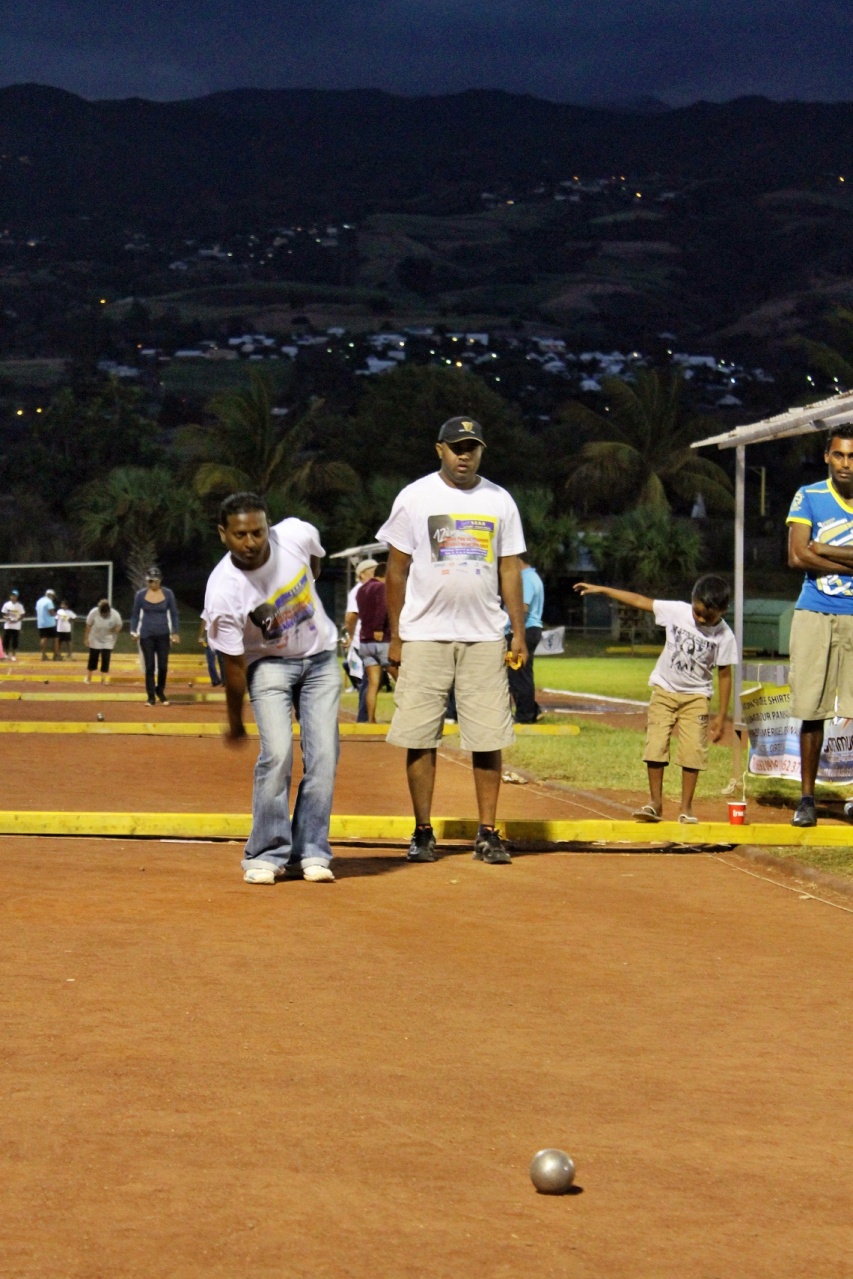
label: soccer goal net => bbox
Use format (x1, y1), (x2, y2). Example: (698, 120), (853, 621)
(0, 561), (114, 627)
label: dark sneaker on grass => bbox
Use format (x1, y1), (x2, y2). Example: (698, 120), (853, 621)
(407, 825), (437, 862)
(473, 827), (512, 864)
(791, 798), (817, 827)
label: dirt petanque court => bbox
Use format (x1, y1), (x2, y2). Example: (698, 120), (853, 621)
(1, 663), (851, 1277)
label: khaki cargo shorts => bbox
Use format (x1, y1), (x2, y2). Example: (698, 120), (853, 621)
(789, 609), (853, 721)
(643, 686), (710, 771)
(386, 639), (515, 753)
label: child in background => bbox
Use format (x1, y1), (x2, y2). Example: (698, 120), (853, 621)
(1, 590), (24, 661)
(56, 600), (77, 659)
(573, 574), (737, 823)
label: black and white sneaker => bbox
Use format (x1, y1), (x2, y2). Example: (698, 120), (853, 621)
(791, 798), (817, 827)
(407, 825), (437, 862)
(473, 827), (512, 864)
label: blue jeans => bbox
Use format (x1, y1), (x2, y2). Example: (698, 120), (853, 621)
(356, 672), (369, 722)
(242, 650), (340, 872)
(140, 633), (170, 702)
(205, 644), (224, 686)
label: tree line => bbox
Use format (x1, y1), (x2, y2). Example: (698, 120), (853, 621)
(0, 358), (744, 604)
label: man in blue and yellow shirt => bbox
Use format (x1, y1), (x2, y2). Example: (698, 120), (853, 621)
(786, 430), (853, 826)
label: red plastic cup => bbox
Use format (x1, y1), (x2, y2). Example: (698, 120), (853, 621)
(728, 801), (746, 825)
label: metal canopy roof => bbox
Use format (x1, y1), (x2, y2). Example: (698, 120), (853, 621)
(328, 541), (388, 562)
(690, 387), (853, 780)
(692, 389), (853, 451)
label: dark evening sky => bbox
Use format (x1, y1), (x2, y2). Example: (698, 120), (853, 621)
(0, 0), (850, 106)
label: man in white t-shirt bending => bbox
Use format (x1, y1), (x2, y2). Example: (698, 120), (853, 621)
(377, 415), (528, 865)
(204, 492), (341, 885)
(574, 575), (737, 822)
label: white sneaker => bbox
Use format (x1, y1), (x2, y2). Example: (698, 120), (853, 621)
(243, 861), (284, 884)
(303, 865), (335, 883)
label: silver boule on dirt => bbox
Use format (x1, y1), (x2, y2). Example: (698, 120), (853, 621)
(529, 1148), (575, 1194)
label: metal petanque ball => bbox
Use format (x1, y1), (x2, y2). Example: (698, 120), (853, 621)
(96, 713), (105, 722)
(529, 1148), (575, 1194)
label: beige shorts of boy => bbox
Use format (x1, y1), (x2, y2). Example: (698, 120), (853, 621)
(643, 686), (709, 771)
(386, 639), (515, 753)
(789, 610), (853, 721)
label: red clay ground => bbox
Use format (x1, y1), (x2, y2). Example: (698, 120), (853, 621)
(0, 656), (815, 826)
(1, 662), (851, 1277)
(0, 665), (849, 1273)
(2, 837), (851, 1279)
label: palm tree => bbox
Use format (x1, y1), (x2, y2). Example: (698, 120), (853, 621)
(593, 507), (702, 596)
(561, 369), (733, 516)
(508, 487), (579, 579)
(72, 466), (205, 590)
(330, 475), (409, 551)
(177, 367), (358, 514)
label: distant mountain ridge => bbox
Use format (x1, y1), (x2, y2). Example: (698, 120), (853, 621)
(0, 84), (852, 232)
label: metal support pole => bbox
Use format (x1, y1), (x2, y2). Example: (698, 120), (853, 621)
(732, 446), (746, 785)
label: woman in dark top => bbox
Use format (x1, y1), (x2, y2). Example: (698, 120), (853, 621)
(129, 567), (180, 706)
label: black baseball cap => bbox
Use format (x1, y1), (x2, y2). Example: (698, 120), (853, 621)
(437, 416), (486, 447)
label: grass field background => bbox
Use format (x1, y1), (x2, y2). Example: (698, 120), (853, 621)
(342, 653), (853, 879)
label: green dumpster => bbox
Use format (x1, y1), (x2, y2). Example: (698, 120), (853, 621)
(730, 599), (796, 656)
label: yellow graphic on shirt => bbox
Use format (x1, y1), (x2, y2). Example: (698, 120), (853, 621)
(428, 514), (498, 565)
(248, 567), (316, 645)
(815, 515), (853, 545)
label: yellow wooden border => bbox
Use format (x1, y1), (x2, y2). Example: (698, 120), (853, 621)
(0, 721), (242, 735)
(0, 812), (847, 845)
(0, 719), (580, 737)
(0, 691), (226, 702)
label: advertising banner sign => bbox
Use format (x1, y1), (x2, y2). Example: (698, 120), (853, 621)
(741, 684), (853, 783)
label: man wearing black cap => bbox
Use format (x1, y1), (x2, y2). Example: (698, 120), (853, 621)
(377, 415), (527, 865)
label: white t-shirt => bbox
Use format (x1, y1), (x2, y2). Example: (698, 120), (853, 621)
(343, 583), (364, 677)
(85, 608), (122, 650)
(377, 472), (526, 642)
(649, 600), (738, 697)
(56, 608), (77, 634)
(204, 517), (338, 667)
(2, 600), (24, 630)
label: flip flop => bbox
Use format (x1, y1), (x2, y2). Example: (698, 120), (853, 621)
(678, 813), (699, 824)
(633, 805), (662, 822)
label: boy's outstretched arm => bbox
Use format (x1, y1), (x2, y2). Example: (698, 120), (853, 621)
(573, 582), (655, 612)
(711, 665), (733, 742)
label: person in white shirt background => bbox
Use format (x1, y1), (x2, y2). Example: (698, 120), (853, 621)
(84, 600), (123, 684)
(56, 599), (77, 659)
(344, 557), (377, 722)
(1, 589), (25, 661)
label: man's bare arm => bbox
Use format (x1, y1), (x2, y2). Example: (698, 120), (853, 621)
(805, 537), (853, 568)
(573, 582), (655, 612)
(221, 652), (249, 745)
(711, 665), (733, 743)
(788, 523), (853, 574)
(499, 555), (529, 666)
(385, 545), (412, 670)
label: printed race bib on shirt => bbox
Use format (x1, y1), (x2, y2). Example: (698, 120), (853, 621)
(427, 514), (498, 565)
(249, 568), (316, 645)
